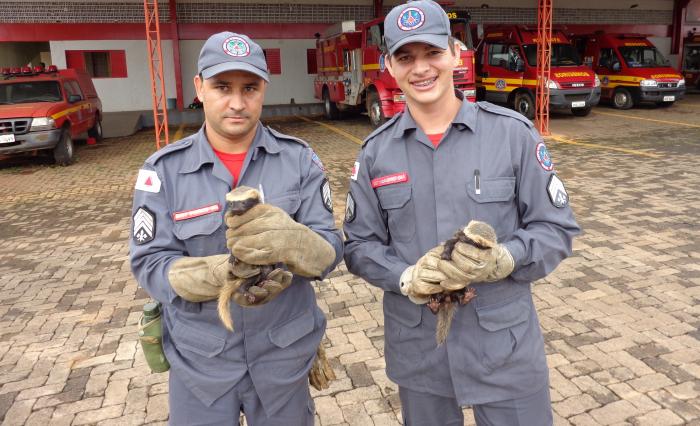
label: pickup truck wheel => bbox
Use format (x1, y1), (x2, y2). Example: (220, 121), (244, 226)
(53, 130), (75, 166)
(367, 91), (387, 127)
(571, 106), (592, 117)
(612, 88), (634, 109)
(88, 118), (103, 141)
(513, 92), (535, 119)
(323, 88), (340, 120)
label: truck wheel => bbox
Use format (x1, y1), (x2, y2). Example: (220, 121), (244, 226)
(88, 118), (103, 141)
(367, 91), (387, 127)
(571, 107), (592, 117)
(612, 88), (634, 109)
(513, 92), (535, 119)
(323, 88), (339, 120)
(53, 130), (75, 166)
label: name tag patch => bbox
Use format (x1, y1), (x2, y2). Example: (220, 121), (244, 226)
(173, 203), (221, 221)
(135, 169), (161, 193)
(133, 206), (155, 245)
(371, 172), (409, 189)
(547, 174), (568, 208)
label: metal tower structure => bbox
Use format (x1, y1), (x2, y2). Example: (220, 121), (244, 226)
(143, 0), (169, 149)
(535, 0), (552, 136)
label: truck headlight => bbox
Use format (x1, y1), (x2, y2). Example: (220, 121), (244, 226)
(30, 117), (56, 131)
(639, 79), (658, 87)
(594, 74), (601, 87)
(547, 80), (560, 89)
(677, 78), (685, 87)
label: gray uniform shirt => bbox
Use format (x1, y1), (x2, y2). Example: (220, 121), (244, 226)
(130, 124), (343, 415)
(343, 96), (581, 405)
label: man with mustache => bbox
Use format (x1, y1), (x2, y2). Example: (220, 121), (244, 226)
(343, 1), (580, 424)
(130, 32), (342, 425)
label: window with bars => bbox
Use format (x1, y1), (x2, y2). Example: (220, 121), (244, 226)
(263, 49), (282, 75)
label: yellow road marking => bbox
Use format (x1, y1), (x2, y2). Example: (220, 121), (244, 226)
(173, 123), (185, 141)
(593, 110), (700, 128)
(547, 133), (660, 158)
(296, 116), (364, 145)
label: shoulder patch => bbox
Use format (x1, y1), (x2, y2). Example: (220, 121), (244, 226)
(267, 126), (309, 147)
(145, 137), (194, 165)
(362, 113), (402, 148)
(477, 101), (534, 128)
(309, 148), (326, 172)
(547, 174), (569, 208)
(133, 206), (156, 245)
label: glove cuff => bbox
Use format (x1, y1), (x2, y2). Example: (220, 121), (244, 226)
(399, 265), (415, 296)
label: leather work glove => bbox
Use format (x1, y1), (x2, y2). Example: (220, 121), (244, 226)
(225, 204), (336, 278)
(438, 221), (515, 287)
(400, 246), (447, 304)
(230, 267), (294, 307)
(168, 254), (234, 303)
(308, 343), (336, 391)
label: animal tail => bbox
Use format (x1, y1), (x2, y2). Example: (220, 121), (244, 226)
(217, 282), (237, 331)
(436, 303), (456, 345)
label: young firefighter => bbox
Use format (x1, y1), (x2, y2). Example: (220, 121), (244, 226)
(130, 32), (342, 425)
(343, 1), (581, 424)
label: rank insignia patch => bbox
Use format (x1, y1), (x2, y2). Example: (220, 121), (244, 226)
(321, 179), (333, 213)
(536, 142), (554, 171)
(547, 174), (568, 208)
(345, 192), (356, 223)
(133, 206), (155, 245)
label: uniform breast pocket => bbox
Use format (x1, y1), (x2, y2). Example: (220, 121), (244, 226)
(376, 185), (415, 243)
(173, 214), (224, 257)
(267, 190), (301, 217)
(467, 177), (517, 239)
(475, 294), (531, 372)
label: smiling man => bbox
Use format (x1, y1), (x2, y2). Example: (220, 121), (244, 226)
(130, 32), (342, 425)
(343, 1), (580, 425)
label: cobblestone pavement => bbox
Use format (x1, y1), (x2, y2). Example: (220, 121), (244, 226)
(0, 96), (699, 425)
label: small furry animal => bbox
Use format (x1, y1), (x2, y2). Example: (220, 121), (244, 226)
(432, 221), (497, 344)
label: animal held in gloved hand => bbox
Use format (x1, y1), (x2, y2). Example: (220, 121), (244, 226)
(430, 221), (500, 345)
(217, 186), (293, 331)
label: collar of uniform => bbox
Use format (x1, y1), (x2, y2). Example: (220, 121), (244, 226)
(390, 90), (476, 139)
(250, 125), (282, 161)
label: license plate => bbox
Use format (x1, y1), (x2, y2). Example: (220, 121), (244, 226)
(0, 134), (15, 144)
(571, 101), (586, 108)
(663, 95), (675, 102)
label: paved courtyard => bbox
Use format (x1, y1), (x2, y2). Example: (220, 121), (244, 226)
(0, 96), (699, 425)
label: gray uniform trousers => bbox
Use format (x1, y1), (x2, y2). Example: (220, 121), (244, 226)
(399, 384), (553, 426)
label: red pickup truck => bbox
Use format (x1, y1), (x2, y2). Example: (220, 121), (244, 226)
(0, 66), (103, 165)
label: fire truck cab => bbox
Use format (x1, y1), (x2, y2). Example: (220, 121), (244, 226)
(682, 31), (700, 90)
(0, 66), (102, 165)
(574, 32), (686, 109)
(314, 11), (476, 127)
(476, 26), (601, 119)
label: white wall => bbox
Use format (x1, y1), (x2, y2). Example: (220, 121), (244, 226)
(50, 40), (176, 112)
(180, 38), (318, 106)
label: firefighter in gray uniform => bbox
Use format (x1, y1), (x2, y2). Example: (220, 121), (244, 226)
(343, 1), (581, 425)
(130, 32), (342, 425)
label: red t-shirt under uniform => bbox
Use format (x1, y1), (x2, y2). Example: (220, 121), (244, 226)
(213, 148), (247, 186)
(427, 133), (443, 147)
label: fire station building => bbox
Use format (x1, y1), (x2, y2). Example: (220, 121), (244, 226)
(0, 0), (697, 115)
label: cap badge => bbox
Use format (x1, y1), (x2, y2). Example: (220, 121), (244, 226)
(398, 7), (425, 31)
(223, 36), (250, 57)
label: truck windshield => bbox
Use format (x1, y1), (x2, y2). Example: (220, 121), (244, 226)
(522, 44), (582, 67)
(683, 45), (700, 71)
(0, 81), (62, 105)
(618, 46), (668, 68)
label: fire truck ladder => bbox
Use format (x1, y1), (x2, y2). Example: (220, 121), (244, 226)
(535, 0), (552, 136)
(144, 0), (169, 149)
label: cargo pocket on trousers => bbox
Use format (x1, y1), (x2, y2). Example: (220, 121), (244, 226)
(376, 185), (415, 242)
(475, 294), (531, 372)
(171, 320), (225, 365)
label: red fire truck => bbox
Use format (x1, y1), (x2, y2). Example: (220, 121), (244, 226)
(0, 66), (102, 165)
(314, 10), (476, 127)
(573, 32), (685, 109)
(682, 31), (700, 90)
(475, 26), (601, 119)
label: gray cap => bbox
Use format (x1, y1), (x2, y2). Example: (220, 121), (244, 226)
(384, 0), (450, 56)
(198, 32), (269, 82)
